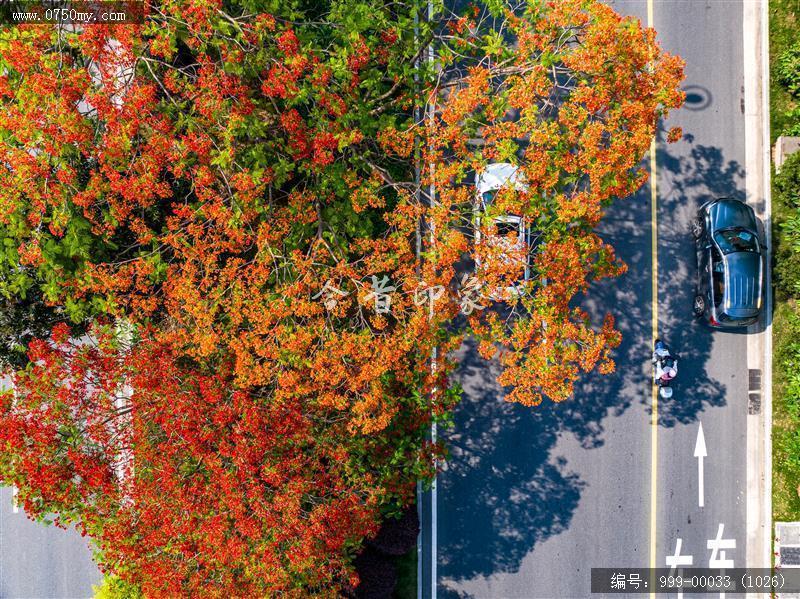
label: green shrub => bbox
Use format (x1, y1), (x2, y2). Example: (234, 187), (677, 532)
(777, 42), (800, 97)
(774, 306), (800, 517)
(777, 427), (800, 475)
(774, 153), (800, 298)
(776, 151), (800, 208)
(776, 248), (800, 298)
(775, 218), (800, 298)
(783, 109), (800, 137)
(779, 336), (800, 421)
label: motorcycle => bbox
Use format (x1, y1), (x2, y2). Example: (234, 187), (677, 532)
(652, 339), (678, 399)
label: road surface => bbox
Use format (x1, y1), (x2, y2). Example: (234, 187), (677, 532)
(0, 485), (101, 598)
(429, 0), (770, 597)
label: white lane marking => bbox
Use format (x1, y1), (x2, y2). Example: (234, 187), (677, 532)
(11, 486), (19, 514)
(425, 0), (437, 596)
(694, 422), (707, 508)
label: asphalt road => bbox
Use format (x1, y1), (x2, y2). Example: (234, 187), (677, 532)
(433, 0), (760, 597)
(0, 485), (101, 598)
(0, 376), (101, 598)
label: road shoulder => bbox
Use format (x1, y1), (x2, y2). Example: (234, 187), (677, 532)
(743, 0), (772, 579)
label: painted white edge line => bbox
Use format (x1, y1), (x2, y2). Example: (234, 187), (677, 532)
(759, 0), (773, 580)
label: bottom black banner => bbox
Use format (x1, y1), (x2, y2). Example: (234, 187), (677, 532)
(591, 568), (798, 594)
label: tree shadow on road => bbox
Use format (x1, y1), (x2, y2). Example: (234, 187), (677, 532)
(437, 184), (651, 590)
(655, 135), (744, 426)
(436, 338), (586, 594)
(436, 135), (746, 591)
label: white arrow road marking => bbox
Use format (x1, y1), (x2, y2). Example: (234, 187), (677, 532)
(694, 422), (707, 508)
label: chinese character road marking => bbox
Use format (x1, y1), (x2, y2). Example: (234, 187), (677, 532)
(666, 538), (693, 571)
(708, 523), (736, 598)
(707, 523), (735, 569)
(666, 538), (693, 599)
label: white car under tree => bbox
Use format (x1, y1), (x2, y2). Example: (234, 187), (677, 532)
(473, 163), (541, 299)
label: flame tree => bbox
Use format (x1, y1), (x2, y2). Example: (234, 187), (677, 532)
(0, 0), (683, 594)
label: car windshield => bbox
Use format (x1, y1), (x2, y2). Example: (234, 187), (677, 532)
(713, 227), (758, 255)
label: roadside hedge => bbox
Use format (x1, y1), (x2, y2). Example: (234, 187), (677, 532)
(777, 42), (800, 100)
(771, 153), (800, 519)
(770, 0), (800, 139)
(772, 300), (800, 519)
(775, 153), (800, 300)
(771, 0), (800, 521)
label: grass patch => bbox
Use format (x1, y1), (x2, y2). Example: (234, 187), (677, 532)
(773, 300), (800, 520)
(771, 0), (800, 525)
(770, 0), (800, 142)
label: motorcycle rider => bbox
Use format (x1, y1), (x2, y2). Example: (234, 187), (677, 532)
(652, 339), (678, 386)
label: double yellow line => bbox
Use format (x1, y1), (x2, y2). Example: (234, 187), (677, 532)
(647, 0), (659, 580)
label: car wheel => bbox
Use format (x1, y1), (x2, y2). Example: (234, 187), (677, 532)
(691, 218), (704, 239)
(692, 294), (706, 316)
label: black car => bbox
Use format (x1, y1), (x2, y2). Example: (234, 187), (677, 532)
(692, 198), (764, 328)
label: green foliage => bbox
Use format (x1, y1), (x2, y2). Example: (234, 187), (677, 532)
(773, 302), (800, 519)
(776, 311), (800, 415)
(0, 0), (430, 368)
(777, 42), (800, 98)
(777, 151), (800, 208)
(770, 0), (800, 139)
(92, 575), (143, 599)
(777, 427), (800, 479)
(770, 0), (800, 522)
(0, 289), (65, 368)
(783, 108), (800, 137)
(775, 153), (800, 298)
(775, 228), (800, 299)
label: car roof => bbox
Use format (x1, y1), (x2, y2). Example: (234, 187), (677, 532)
(476, 163), (527, 195)
(721, 251), (762, 314)
(492, 214), (523, 225)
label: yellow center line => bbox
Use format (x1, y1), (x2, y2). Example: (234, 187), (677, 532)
(647, 0), (658, 584)
(649, 138), (659, 577)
